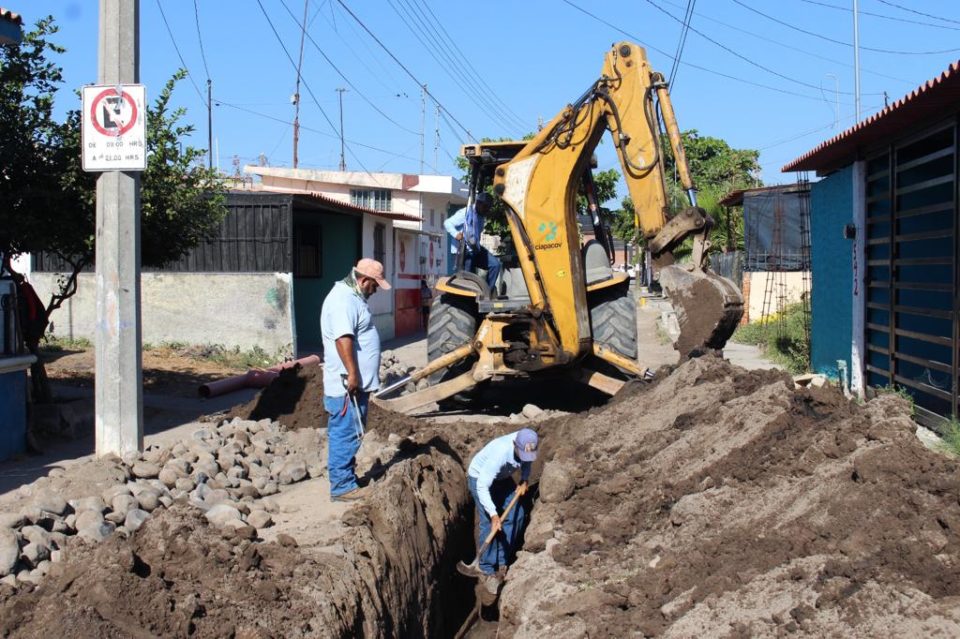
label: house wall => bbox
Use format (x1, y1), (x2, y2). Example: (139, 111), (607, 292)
(30, 272), (296, 355)
(809, 165), (854, 380)
(362, 216), (396, 341)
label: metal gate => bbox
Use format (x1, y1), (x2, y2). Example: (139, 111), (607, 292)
(864, 120), (958, 426)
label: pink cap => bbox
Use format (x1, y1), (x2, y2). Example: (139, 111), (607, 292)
(355, 258), (391, 290)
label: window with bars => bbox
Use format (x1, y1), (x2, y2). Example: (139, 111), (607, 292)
(351, 189), (392, 212)
(373, 223), (386, 266)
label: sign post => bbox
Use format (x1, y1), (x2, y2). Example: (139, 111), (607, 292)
(93, 0), (143, 456)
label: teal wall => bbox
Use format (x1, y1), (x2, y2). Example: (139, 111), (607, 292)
(810, 165), (854, 379)
(293, 212), (360, 348)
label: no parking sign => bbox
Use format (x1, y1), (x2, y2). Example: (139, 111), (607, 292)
(81, 84), (147, 172)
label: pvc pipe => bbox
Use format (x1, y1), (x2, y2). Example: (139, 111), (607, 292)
(198, 354), (321, 398)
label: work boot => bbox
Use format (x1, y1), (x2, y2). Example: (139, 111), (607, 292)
(331, 486), (367, 502)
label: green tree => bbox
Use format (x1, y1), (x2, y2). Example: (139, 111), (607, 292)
(0, 18), (226, 401)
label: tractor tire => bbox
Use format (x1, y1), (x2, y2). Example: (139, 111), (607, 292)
(427, 293), (478, 383)
(589, 286), (638, 370)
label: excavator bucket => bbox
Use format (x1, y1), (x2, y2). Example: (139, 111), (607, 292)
(658, 264), (744, 357)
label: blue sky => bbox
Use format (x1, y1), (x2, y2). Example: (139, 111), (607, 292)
(19, 0), (960, 197)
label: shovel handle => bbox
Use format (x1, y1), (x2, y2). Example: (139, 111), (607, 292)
(476, 487), (523, 557)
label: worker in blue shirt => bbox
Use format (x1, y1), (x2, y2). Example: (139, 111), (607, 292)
(444, 191), (502, 292)
(461, 428), (539, 587)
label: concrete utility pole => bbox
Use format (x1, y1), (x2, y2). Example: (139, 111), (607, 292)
(292, 0), (309, 168)
(336, 87), (347, 171)
(96, 0), (143, 456)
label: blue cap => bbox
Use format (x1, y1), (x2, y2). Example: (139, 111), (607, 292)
(514, 428), (539, 462)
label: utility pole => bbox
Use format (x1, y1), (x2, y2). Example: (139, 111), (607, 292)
(419, 84), (426, 174)
(336, 87), (347, 171)
(207, 78), (212, 170)
(96, 0), (143, 456)
(852, 0), (861, 122)
(293, 0), (309, 168)
(434, 103), (440, 174)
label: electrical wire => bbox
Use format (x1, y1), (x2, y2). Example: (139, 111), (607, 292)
(254, 0), (384, 184)
(410, 0), (529, 132)
(561, 0), (872, 106)
(334, 0), (477, 142)
(385, 0), (522, 136)
(658, 0), (914, 85)
(645, 0), (881, 95)
(668, 0), (696, 87)
(278, 0), (422, 136)
(874, 0), (960, 27)
(192, 0), (212, 80)
(155, 0), (207, 106)
(799, 0), (960, 32)
(730, 0), (960, 55)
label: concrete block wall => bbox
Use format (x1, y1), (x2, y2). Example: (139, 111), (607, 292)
(30, 272), (295, 355)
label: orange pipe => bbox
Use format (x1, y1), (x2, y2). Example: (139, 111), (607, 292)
(198, 354), (321, 398)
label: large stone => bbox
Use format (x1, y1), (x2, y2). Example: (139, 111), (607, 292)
(19, 526), (51, 548)
(521, 403), (545, 420)
(70, 495), (106, 515)
(131, 462), (161, 479)
(0, 513), (25, 530)
(77, 521), (115, 544)
(136, 489), (162, 512)
(246, 510), (273, 529)
(158, 468), (179, 488)
(0, 528), (19, 577)
(259, 481), (279, 496)
(74, 509), (105, 532)
(125, 509), (150, 533)
(111, 493), (138, 516)
(540, 460), (576, 503)
(278, 460), (307, 485)
(33, 490), (68, 516)
(205, 504), (243, 528)
(175, 477), (196, 492)
(166, 458), (192, 477)
(101, 484), (132, 504)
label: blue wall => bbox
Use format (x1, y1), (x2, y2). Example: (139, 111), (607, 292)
(810, 166), (854, 379)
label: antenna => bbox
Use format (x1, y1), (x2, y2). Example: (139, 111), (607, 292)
(336, 87), (348, 171)
(293, 0), (309, 168)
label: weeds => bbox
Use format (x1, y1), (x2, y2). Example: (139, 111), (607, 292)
(40, 335), (92, 351)
(939, 418), (960, 457)
(731, 303), (810, 374)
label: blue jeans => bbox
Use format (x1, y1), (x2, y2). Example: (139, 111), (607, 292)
(468, 476), (525, 575)
(463, 247), (502, 293)
(323, 392), (369, 497)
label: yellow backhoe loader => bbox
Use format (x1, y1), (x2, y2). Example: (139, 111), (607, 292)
(376, 42), (743, 414)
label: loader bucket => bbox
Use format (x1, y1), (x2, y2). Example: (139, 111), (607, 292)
(658, 264), (744, 356)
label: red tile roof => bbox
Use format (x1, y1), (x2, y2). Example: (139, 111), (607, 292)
(0, 7), (21, 25)
(783, 60), (960, 174)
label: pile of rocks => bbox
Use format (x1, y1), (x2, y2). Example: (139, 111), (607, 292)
(379, 350), (415, 387)
(0, 416), (325, 589)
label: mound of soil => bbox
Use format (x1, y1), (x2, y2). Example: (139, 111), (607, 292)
(500, 355), (960, 637)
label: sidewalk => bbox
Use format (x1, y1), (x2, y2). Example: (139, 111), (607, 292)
(0, 383), (258, 500)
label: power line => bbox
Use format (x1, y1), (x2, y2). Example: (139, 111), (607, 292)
(254, 0), (384, 183)
(398, 0), (528, 134)
(668, 0), (696, 87)
(334, 0), (477, 142)
(644, 0), (880, 95)
(410, 0), (529, 132)
(874, 0), (960, 27)
(659, 0), (914, 86)
(730, 0), (960, 55)
(385, 0), (521, 135)
(561, 0), (869, 105)
(277, 0), (421, 136)
(155, 0), (207, 106)
(799, 0), (960, 32)
(192, 0), (212, 80)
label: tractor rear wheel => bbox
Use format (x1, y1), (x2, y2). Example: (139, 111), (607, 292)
(427, 293), (478, 383)
(589, 285), (638, 370)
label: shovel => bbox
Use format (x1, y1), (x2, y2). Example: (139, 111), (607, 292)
(341, 374), (365, 439)
(457, 489), (522, 578)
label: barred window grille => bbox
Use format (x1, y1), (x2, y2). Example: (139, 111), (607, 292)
(373, 223), (386, 265)
(351, 189), (392, 212)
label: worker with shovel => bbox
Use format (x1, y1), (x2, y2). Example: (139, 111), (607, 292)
(459, 429), (539, 592)
(320, 258), (391, 502)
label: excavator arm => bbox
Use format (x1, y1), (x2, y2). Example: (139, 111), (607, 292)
(494, 41), (743, 357)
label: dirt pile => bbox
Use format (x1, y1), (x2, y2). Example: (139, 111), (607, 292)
(499, 355), (960, 637)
